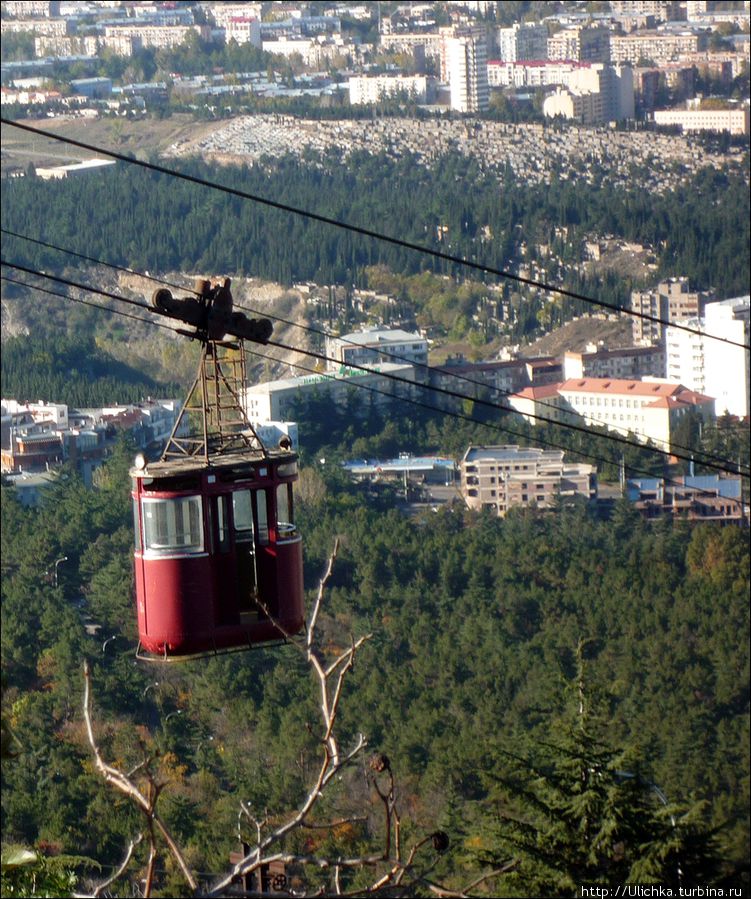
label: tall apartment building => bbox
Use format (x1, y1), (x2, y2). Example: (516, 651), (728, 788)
(446, 34), (489, 112)
(610, 1), (681, 19)
(547, 25), (610, 63)
(665, 296), (750, 418)
(543, 64), (634, 123)
(497, 23), (548, 62)
(630, 277), (714, 344)
(4, 1), (60, 16)
(461, 445), (597, 517)
(224, 16), (261, 48)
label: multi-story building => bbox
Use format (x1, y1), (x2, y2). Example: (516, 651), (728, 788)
(243, 363), (417, 424)
(543, 64), (634, 123)
(446, 33), (489, 112)
(547, 25), (611, 63)
(610, 30), (707, 65)
(348, 74), (429, 105)
(653, 104), (750, 135)
(562, 345), (665, 381)
(665, 296), (750, 418)
(488, 59), (592, 89)
(497, 23), (548, 62)
(461, 444), (597, 517)
(102, 24), (210, 51)
(2, 17), (68, 36)
(508, 377), (716, 451)
(630, 277), (714, 344)
(325, 328), (428, 372)
(224, 16), (261, 48)
(34, 34), (99, 57)
(627, 475), (745, 523)
(207, 3), (264, 29)
(610, 0), (682, 19)
(4, 1), (60, 15)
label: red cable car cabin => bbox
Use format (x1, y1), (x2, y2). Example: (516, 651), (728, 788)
(130, 276), (305, 660)
(132, 450), (304, 659)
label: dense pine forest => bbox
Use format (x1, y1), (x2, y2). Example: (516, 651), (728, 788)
(2, 150), (749, 304)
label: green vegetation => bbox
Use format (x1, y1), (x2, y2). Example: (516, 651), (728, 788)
(1, 436), (748, 893)
(2, 152), (748, 321)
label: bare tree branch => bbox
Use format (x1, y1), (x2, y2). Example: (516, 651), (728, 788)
(72, 834), (143, 899)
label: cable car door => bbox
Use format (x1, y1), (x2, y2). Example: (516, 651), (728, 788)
(231, 489), (260, 624)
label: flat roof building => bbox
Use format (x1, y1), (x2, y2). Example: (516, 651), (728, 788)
(461, 444), (597, 517)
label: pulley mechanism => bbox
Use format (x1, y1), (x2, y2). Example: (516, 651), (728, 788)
(152, 277), (273, 344)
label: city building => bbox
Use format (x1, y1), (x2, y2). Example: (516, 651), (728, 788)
(610, 30), (707, 65)
(325, 328), (428, 372)
(224, 16), (261, 48)
(547, 25), (611, 63)
(630, 277), (714, 344)
(627, 475), (745, 523)
(446, 33), (489, 112)
(348, 74), (429, 105)
(488, 59), (593, 89)
(243, 363), (417, 424)
(497, 23), (548, 62)
(665, 296), (750, 418)
(34, 158), (116, 180)
(102, 24), (210, 50)
(543, 64), (634, 123)
(461, 444), (597, 517)
(653, 103), (750, 136)
(562, 345), (665, 381)
(4, 1), (61, 16)
(507, 378), (716, 451)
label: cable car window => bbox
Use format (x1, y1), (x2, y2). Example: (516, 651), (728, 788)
(216, 495), (230, 552)
(276, 483), (296, 538)
(132, 498), (142, 552)
(142, 496), (204, 554)
(232, 490), (254, 542)
(255, 490), (269, 544)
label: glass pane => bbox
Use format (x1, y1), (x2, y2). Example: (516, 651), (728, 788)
(216, 495), (230, 551)
(255, 490), (269, 544)
(232, 490), (254, 540)
(142, 496), (203, 553)
(276, 483), (291, 525)
(132, 498), (141, 552)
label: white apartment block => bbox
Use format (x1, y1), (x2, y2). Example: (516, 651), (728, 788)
(207, 3), (264, 29)
(325, 328), (428, 371)
(34, 34), (99, 57)
(349, 74), (428, 105)
(610, 30), (707, 65)
(224, 16), (261, 48)
(497, 23), (548, 62)
(666, 297), (750, 418)
(446, 34), (489, 113)
(653, 105), (750, 135)
(508, 378), (716, 452)
(4, 1), (60, 15)
(543, 64), (634, 123)
(461, 445), (597, 517)
(102, 24), (209, 50)
(243, 363), (417, 423)
(2, 17), (68, 36)
(563, 345), (665, 381)
(488, 59), (592, 88)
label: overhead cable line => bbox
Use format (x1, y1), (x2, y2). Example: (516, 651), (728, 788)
(0, 227), (199, 296)
(3, 256), (743, 478)
(4, 270), (745, 507)
(2, 117), (747, 351)
(2, 228), (742, 474)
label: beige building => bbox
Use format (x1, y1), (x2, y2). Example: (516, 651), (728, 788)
(547, 25), (611, 63)
(543, 64), (634, 123)
(508, 378), (716, 452)
(461, 445), (597, 517)
(630, 277), (713, 344)
(653, 104), (750, 135)
(102, 24), (209, 50)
